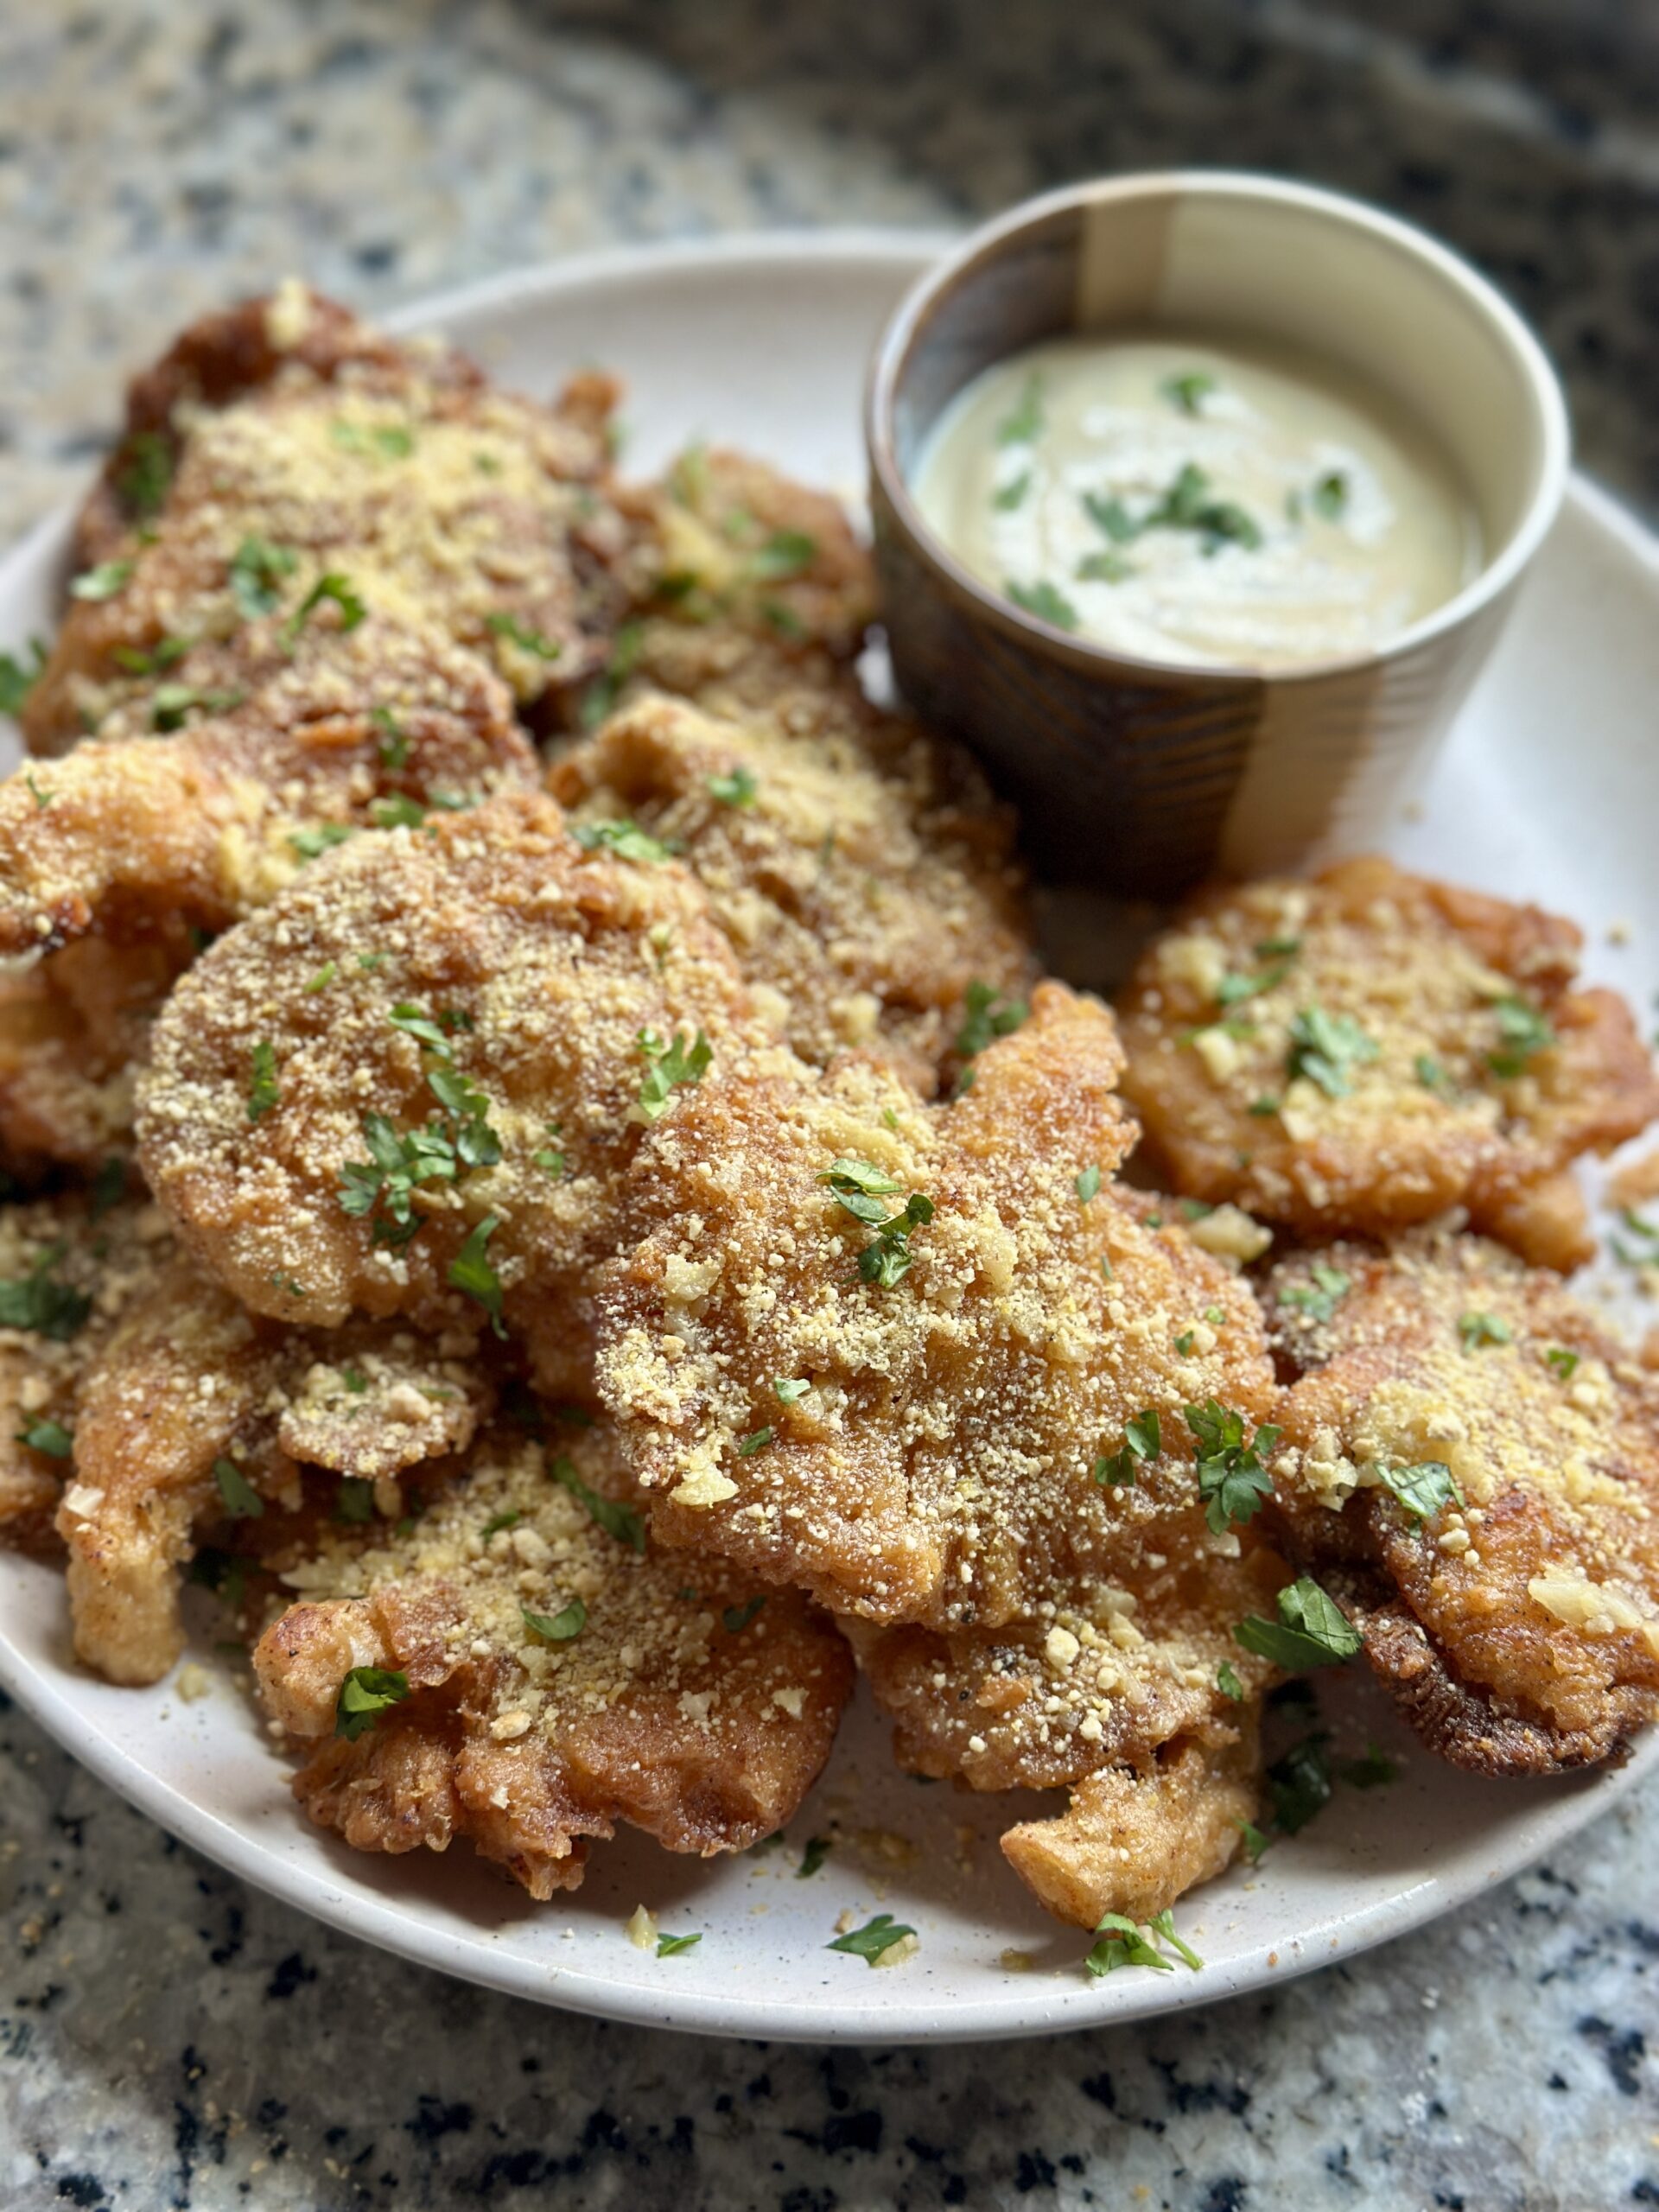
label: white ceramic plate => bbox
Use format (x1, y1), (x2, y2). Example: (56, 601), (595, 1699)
(1, 233), (1656, 2045)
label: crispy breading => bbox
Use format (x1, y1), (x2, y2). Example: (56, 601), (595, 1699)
(550, 689), (1034, 1093)
(254, 1424), (852, 1896)
(595, 984), (1281, 1628)
(0, 1185), (169, 1550)
(0, 619), (533, 959)
(24, 293), (629, 753)
(1116, 856), (1659, 1270)
(136, 791), (758, 1391)
(1264, 1233), (1659, 1771)
(0, 945), (187, 1173)
(59, 1247), (493, 1684)
(1001, 1729), (1261, 1930)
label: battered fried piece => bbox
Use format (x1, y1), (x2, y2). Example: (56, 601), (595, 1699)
(596, 984), (1280, 1628)
(0, 945), (188, 1173)
(59, 1248), (493, 1684)
(1264, 1233), (1659, 1771)
(0, 619), (532, 957)
(1116, 856), (1659, 1270)
(25, 289), (629, 753)
(0, 1185), (168, 1551)
(253, 1424), (852, 1897)
(136, 791), (757, 1391)
(550, 690), (1033, 1093)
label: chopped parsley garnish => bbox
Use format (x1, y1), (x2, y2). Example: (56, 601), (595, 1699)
(16, 1418), (72, 1458)
(1234, 1576), (1362, 1671)
(1083, 490), (1138, 543)
(1286, 1006), (1378, 1098)
(1216, 1659), (1244, 1702)
(721, 1595), (766, 1633)
(1084, 1908), (1202, 1978)
(152, 682), (244, 732)
(1281, 1262), (1351, 1325)
(707, 766), (758, 808)
(1339, 1743), (1400, 1789)
(656, 1931), (702, 1957)
(635, 1027), (713, 1122)
(481, 1510), (523, 1537)
(1458, 1311), (1512, 1352)
(213, 1458), (264, 1520)
(89, 1156), (128, 1218)
(372, 705), (410, 768)
(228, 536), (297, 618)
(371, 794), (429, 831)
(338, 1051), (501, 1250)
(1544, 1345), (1580, 1380)
(1414, 1052), (1452, 1095)
(1075, 548), (1135, 583)
(330, 419), (416, 459)
(995, 373), (1044, 447)
(993, 471), (1032, 512)
(1093, 1407), (1160, 1489)
(114, 429), (173, 518)
(1075, 1164), (1102, 1206)
(574, 818), (677, 864)
(70, 559), (133, 602)
(1160, 371), (1215, 416)
(188, 1548), (246, 1609)
(579, 620), (645, 728)
(1266, 1731), (1332, 1834)
(1006, 578), (1079, 631)
(760, 599), (807, 639)
(334, 1665), (410, 1740)
(1255, 935), (1302, 958)
(1186, 1401), (1280, 1533)
(1146, 462), (1262, 552)
(246, 1040), (279, 1122)
(1487, 994), (1554, 1077)
(1216, 961), (1289, 1007)
(289, 822), (358, 861)
(521, 1598), (586, 1643)
(1310, 471), (1350, 520)
(955, 981), (1027, 1066)
(448, 1212), (505, 1333)
(773, 1376), (812, 1404)
(550, 1453), (647, 1552)
(486, 612), (562, 660)
(283, 573), (365, 645)
(735, 1427), (773, 1458)
(827, 1913), (915, 1966)
(1174, 1332), (1196, 1357)
(798, 1837), (832, 1878)
(819, 1160), (933, 1288)
(0, 637), (48, 716)
(533, 1125), (566, 1177)
(0, 1249), (92, 1340)
(24, 771), (51, 810)
(334, 1477), (375, 1524)
(1235, 1816), (1269, 1864)
(342, 1366), (369, 1394)
(387, 1003), (455, 1056)
(750, 529), (817, 582)
(304, 962), (337, 994)
(1248, 1096), (1281, 1118)
(1376, 1460), (1465, 1524)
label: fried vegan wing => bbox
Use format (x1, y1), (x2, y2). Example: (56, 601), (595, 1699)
(550, 689), (1034, 1094)
(1116, 857), (1659, 1270)
(595, 983), (1280, 1629)
(1265, 1233), (1659, 1772)
(253, 1422), (853, 1897)
(136, 791), (757, 1390)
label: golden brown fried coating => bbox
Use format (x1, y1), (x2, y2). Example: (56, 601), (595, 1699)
(0, 619), (533, 959)
(550, 689), (1033, 1094)
(253, 1423), (852, 1897)
(136, 791), (757, 1391)
(1116, 856), (1659, 1271)
(25, 290), (629, 753)
(0, 1185), (167, 1550)
(1265, 1233), (1659, 1771)
(0, 944), (188, 1173)
(59, 1246), (494, 1685)
(596, 984), (1281, 1628)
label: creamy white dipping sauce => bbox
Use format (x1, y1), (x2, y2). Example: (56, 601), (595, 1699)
(912, 333), (1483, 669)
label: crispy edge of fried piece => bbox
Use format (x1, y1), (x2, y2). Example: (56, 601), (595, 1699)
(598, 986), (1290, 1630)
(1265, 1234), (1659, 1772)
(1001, 1724), (1261, 1930)
(0, 950), (179, 1173)
(550, 688), (1035, 1094)
(253, 1428), (854, 1897)
(0, 618), (534, 957)
(1116, 855), (1659, 1269)
(136, 788), (755, 1351)
(60, 1249), (493, 1684)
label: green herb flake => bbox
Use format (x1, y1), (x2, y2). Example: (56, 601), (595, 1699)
(773, 1376), (812, 1404)
(228, 536), (298, 619)
(707, 765), (758, 808)
(289, 822), (359, 861)
(486, 612), (563, 660)
(246, 1041), (280, 1122)
(1487, 995), (1554, 1078)
(70, 559), (134, 602)
(1376, 1460), (1465, 1525)
(1286, 1006), (1378, 1099)
(283, 573), (366, 645)
(798, 1836), (831, 1878)
(1281, 1262), (1351, 1325)
(635, 1027), (713, 1121)
(1160, 371), (1216, 416)
(1005, 578), (1079, 632)
(334, 1476), (375, 1524)
(721, 1595), (766, 1633)
(827, 1913), (916, 1967)
(334, 1664), (410, 1740)
(330, 419), (416, 459)
(521, 1597), (587, 1643)
(995, 373), (1044, 448)
(1267, 1732), (1332, 1834)
(955, 981), (1027, 1064)
(24, 771), (51, 810)
(1075, 548), (1135, 583)
(448, 1212), (505, 1334)
(1186, 1400), (1280, 1534)
(1083, 490), (1138, 543)
(1458, 1311), (1513, 1352)
(1075, 1163), (1102, 1206)
(994, 470), (1032, 512)
(550, 1453), (647, 1553)
(1234, 1576), (1362, 1671)
(1084, 1908), (1200, 1978)
(0, 638), (48, 717)
(1216, 1659), (1244, 1702)
(480, 1510), (522, 1538)
(89, 1156), (128, 1218)
(574, 817), (677, 864)
(213, 1458), (264, 1520)
(656, 1931), (702, 1957)
(16, 1417), (72, 1459)
(1310, 471), (1350, 521)
(750, 529), (817, 583)
(1414, 1053), (1452, 1096)
(115, 429), (174, 518)
(1093, 1407), (1160, 1490)
(371, 794), (428, 832)
(1544, 1346), (1580, 1380)
(1235, 1816), (1270, 1864)
(1338, 1744), (1399, 1790)
(1149, 1908), (1204, 1971)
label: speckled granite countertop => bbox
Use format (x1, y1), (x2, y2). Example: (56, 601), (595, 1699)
(1, 3), (1656, 2206)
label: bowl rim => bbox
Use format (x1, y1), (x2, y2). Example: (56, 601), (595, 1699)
(865, 168), (1573, 689)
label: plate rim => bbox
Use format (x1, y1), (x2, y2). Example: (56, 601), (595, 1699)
(1, 229), (1656, 2046)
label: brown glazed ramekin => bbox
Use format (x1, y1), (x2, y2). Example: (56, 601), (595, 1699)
(866, 173), (1569, 894)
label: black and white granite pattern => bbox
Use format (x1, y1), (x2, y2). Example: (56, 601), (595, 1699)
(2, 3), (1657, 2204)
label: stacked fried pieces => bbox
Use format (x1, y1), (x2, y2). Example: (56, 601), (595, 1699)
(2, 287), (1658, 1944)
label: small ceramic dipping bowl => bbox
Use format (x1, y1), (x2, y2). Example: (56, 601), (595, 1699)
(867, 172), (1569, 894)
